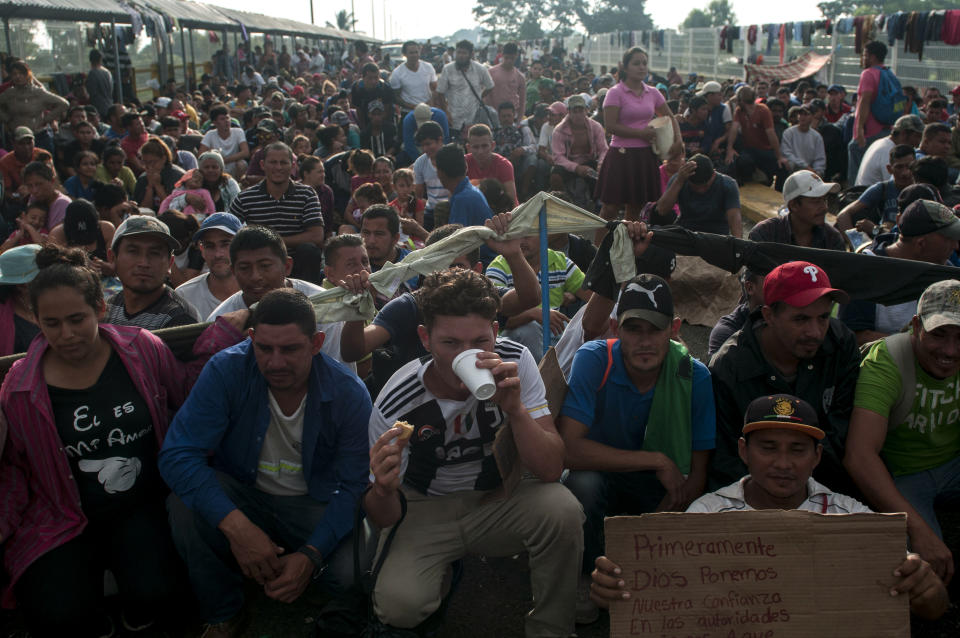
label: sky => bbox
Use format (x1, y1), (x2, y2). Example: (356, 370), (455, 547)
(203, 0), (829, 42)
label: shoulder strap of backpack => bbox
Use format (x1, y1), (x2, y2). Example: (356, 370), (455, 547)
(598, 338), (617, 391)
(884, 332), (916, 429)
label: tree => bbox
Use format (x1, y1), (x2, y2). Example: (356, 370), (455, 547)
(334, 9), (357, 31)
(818, 0), (952, 19)
(706, 0), (736, 26)
(577, 0), (653, 34)
(472, 0), (652, 39)
(682, 9), (711, 29)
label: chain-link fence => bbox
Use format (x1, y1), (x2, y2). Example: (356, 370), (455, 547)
(568, 26), (960, 94)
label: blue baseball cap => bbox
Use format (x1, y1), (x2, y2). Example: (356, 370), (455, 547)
(194, 212), (244, 242)
(0, 243), (41, 285)
(827, 84), (845, 94)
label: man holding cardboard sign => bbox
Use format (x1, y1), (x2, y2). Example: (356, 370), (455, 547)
(559, 274), (716, 624)
(589, 393), (949, 622)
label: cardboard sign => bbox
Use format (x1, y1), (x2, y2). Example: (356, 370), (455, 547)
(605, 510), (909, 638)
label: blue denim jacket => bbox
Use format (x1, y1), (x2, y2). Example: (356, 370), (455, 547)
(159, 338), (371, 556)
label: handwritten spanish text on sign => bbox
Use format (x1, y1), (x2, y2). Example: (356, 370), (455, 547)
(605, 510), (909, 638)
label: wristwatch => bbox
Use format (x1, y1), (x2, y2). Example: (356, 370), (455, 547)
(297, 544), (325, 580)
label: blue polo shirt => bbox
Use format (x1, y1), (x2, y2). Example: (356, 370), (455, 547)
(448, 177), (493, 228)
(560, 339), (716, 452)
(401, 107), (450, 161)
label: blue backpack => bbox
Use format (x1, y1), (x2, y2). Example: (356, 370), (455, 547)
(871, 67), (907, 126)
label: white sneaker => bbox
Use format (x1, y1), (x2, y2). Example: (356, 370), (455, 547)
(575, 574), (599, 625)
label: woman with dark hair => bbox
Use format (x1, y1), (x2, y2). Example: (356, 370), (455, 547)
(92, 181), (136, 228)
(596, 47), (682, 227)
(0, 243), (41, 355)
(299, 154), (336, 235)
(197, 150), (241, 212)
(95, 145), (137, 197)
(0, 244), (242, 638)
(133, 136), (185, 210)
(23, 160), (71, 229)
(0, 60), (68, 138)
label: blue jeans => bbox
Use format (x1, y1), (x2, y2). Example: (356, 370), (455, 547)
(893, 455), (960, 540)
(563, 470), (666, 574)
(167, 471), (372, 623)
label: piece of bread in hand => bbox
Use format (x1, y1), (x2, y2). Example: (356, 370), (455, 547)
(395, 420), (414, 440)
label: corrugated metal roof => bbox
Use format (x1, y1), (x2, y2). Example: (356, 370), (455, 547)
(136, 0), (234, 30)
(0, 0), (132, 21)
(0, 0), (379, 44)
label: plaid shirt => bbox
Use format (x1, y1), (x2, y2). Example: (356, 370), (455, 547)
(0, 320), (241, 607)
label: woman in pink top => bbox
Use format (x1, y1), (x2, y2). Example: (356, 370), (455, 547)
(596, 47), (682, 224)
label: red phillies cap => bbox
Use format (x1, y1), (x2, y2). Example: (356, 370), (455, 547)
(762, 261), (849, 308)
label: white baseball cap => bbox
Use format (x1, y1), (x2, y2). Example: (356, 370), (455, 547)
(697, 81), (722, 96)
(782, 171), (841, 205)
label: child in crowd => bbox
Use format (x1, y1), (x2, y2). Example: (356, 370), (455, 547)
(63, 151), (101, 201)
(389, 168), (427, 248)
(158, 168), (217, 217)
(339, 182), (387, 235)
(657, 151), (683, 221)
(0, 202), (47, 253)
(348, 148), (376, 192)
(373, 156), (397, 200)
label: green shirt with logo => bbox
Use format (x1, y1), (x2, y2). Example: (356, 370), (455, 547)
(855, 339), (960, 476)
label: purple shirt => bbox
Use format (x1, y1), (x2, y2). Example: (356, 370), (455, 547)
(604, 81), (665, 148)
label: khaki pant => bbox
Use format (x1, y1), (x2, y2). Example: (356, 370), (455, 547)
(372, 478), (584, 637)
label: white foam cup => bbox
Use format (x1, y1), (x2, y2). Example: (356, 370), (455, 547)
(451, 348), (497, 400)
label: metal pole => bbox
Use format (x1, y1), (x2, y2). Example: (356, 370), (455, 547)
(111, 17), (123, 103)
(180, 26), (188, 89)
(3, 18), (11, 57)
(829, 29), (838, 85)
(310, 0), (315, 25)
(539, 203), (550, 356)
(371, 0), (375, 40)
(188, 27), (196, 90)
(382, 0), (386, 40)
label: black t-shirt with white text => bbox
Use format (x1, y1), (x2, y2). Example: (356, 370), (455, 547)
(50, 350), (162, 517)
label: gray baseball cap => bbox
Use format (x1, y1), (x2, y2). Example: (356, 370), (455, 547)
(111, 215), (180, 252)
(918, 279), (960, 332)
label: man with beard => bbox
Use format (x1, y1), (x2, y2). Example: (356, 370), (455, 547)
(437, 40), (494, 140)
(175, 213), (243, 319)
(708, 261), (861, 496)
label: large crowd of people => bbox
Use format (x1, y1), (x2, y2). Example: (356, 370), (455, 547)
(0, 32), (958, 638)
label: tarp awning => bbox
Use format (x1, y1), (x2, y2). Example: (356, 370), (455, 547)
(0, 0), (132, 21)
(743, 51), (832, 83)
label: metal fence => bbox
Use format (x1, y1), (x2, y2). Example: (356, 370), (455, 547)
(569, 26), (960, 94)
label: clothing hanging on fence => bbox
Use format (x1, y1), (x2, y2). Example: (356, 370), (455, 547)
(793, 22), (802, 42)
(765, 24), (775, 54)
(925, 11), (945, 42)
(802, 22), (812, 46)
(887, 12), (906, 46)
(747, 25), (757, 45)
(836, 18), (854, 34)
(943, 10), (960, 45)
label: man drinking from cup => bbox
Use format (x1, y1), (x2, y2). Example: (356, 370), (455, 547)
(364, 268), (584, 637)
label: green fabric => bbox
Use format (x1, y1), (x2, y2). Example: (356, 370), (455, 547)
(306, 192), (636, 323)
(643, 340), (694, 475)
(855, 339), (960, 476)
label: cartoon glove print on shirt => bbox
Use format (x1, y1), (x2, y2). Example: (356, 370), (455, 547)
(78, 457), (142, 493)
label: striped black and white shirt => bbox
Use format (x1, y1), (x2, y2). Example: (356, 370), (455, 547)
(104, 286), (200, 330)
(369, 338), (549, 496)
(229, 180), (323, 237)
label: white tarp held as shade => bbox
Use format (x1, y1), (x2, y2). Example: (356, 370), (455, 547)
(307, 192), (637, 323)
